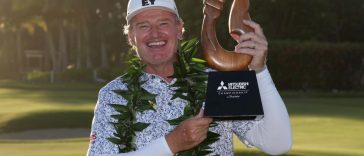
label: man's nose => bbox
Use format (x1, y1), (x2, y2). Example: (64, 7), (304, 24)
(150, 26), (160, 38)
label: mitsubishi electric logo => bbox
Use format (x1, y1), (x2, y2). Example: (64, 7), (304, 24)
(217, 81), (228, 90)
(142, 0), (156, 6)
(216, 81), (250, 99)
(217, 81), (249, 91)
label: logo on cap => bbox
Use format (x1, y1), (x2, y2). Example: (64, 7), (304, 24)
(142, 0), (156, 6)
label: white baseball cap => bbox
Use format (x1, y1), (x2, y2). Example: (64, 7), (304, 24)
(126, 0), (180, 23)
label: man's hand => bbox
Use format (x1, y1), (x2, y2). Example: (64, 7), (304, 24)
(234, 20), (268, 71)
(165, 110), (213, 154)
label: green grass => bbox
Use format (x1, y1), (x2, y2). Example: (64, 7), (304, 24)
(234, 96), (364, 156)
(0, 81), (364, 156)
(0, 81), (103, 133)
(0, 139), (89, 156)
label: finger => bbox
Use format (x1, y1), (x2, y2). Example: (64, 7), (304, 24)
(184, 126), (208, 139)
(185, 118), (211, 128)
(196, 109), (204, 118)
(200, 135), (207, 142)
(237, 33), (267, 46)
(235, 40), (256, 50)
(235, 40), (267, 51)
(192, 117), (213, 126)
(198, 131), (208, 142)
(235, 47), (256, 56)
(204, 0), (224, 10)
(243, 20), (264, 36)
(193, 126), (209, 138)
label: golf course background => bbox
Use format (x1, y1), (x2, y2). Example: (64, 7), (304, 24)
(1, 0), (364, 155)
(0, 81), (363, 156)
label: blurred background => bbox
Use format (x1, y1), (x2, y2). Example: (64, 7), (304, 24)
(0, 0), (363, 155)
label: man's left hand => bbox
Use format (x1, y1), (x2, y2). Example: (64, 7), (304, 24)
(234, 20), (268, 71)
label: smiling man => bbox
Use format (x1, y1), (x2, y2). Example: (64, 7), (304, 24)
(127, 8), (183, 81)
(87, 0), (292, 156)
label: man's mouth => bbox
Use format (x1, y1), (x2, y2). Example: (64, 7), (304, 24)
(147, 41), (166, 48)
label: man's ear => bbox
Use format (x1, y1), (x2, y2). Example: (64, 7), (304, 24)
(128, 32), (135, 45)
(177, 22), (184, 40)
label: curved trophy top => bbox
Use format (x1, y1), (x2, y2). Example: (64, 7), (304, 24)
(201, 0), (254, 71)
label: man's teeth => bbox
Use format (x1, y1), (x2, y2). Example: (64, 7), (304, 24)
(148, 41), (166, 46)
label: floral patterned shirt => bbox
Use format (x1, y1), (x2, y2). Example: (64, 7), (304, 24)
(87, 68), (292, 156)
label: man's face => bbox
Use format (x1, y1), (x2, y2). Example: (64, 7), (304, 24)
(128, 9), (183, 67)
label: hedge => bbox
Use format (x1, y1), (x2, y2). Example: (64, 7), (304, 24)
(20, 41), (364, 91)
(26, 68), (124, 83)
(267, 41), (364, 91)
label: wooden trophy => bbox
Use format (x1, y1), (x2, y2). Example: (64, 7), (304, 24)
(202, 0), (264, 120)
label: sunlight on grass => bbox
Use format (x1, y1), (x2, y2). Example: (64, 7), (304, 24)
(233, 116), (364, 156)
(0, 110), (93, 133)
(0, 139), (89, 156)
(232, 96), (364, 156)
(290, 116), (364, 155)
(0, 83), (99, 133)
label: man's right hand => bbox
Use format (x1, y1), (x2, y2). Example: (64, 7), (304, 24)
(165, 110), (213, 154)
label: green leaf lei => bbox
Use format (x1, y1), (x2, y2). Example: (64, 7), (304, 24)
(107, 57), (157, 152)
(108, 39), (220, 155)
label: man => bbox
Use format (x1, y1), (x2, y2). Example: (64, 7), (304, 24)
(87, 0), (292, 155)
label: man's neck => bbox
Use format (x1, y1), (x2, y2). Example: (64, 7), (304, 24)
(144, 64), (174, 82)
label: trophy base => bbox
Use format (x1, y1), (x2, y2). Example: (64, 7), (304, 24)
(204, 71), (264, 121)
(206, 115), (264, 121)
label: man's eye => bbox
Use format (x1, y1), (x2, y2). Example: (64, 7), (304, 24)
(139, 25), (150, 29)
(160, 22), (169, 26)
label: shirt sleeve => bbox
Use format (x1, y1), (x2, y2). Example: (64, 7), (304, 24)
(87, 89), (120, 156)
(233, 67), (292, 155)
(99, 137), (173, 156)
(87, 89), (174, 156)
